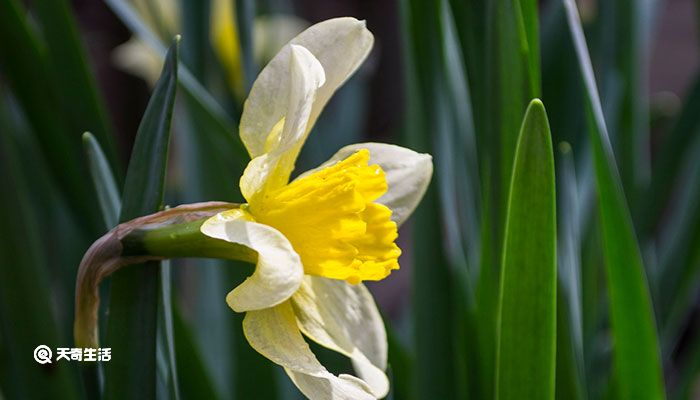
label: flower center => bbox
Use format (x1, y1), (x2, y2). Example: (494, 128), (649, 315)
(248, 149), (401, 284)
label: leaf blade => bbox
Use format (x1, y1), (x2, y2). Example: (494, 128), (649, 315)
(562, 1), (666, 398)
(0, 94), (81, 400)
(0, 0), (104, 235)
(32, 0), (121, 176)
(104, 37), (179, 400)
(82, 132), (121, 229)
(495, 99), (557, 400)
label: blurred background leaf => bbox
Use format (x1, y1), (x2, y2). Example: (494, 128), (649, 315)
(0, 90), (82, 400)
(562, 0), (665, 397)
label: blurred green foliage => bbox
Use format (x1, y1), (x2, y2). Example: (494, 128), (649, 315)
(1, 0), (700, 399)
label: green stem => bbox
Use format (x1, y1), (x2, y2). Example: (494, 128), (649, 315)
(122, 218), (257, 263)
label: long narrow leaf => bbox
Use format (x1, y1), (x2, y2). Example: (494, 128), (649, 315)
(83, 132), (121, 229)
(562, 1), (666, 398)
(657, 132), (700, 353)
(439, 0), (481, 275)
(649, 73), (700, 226)
(235, 0), (256, 92)
(597, 0), (652, 203)
(401, 1), (459, 397)
(180, 0), (210, 79)
(83, 122), (212, 399)
(173, 306), (222, 400)
(0, 93), (81, 400)
(496, 99), (557, 400)
(157, 262), (181, 400)
(494, 0), (540, 228)
(32, 0), (121, 175)
(81, 132), (121, 396)
(0, 0), (103, 235)
(555, 288), (585, 400)
(104, 37), (179, 400)
(556, 143), (584, 358)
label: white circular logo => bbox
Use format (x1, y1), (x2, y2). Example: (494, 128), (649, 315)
(34, 345), (52, 364)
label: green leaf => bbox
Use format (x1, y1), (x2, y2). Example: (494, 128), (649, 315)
(518, 0), (541, 97)
(556, 142), (585, 357)
(118, 38), (179, 219)
(235, 0), (256, 93)
(554, 144), (587, 399)
(81, 132), (120, 396)
(401, 1), (459, 398)
(31, 0), (121, 176)
(104, 37), (179, 400)
(495, 99), (556, 400)
(494, 0), (541, 234)
(438, 0), (481, 276)
(179, 0), (210, 79)
(596, 0), (652, 206)
(541, 1), (587, 147)
(475, 170), (497, 400)
(447, 0), (489, 163)
(0, 100), (81, 400)
(555, 142), (589, 397)
(83, 125), (212, 399)
(173, 306), (221, 400)
(157, 262), (181, 400)
(411, 185), (457, 399)
(562, 1), (666, 398)
(644, 72), (700, 234)
(657, 131), (700, 352)
(0, 0), (104, 235)
(555, 288), (586, 400)
(446, 12), (543, 388)
(385, 322), (413, 400)
(83, 132), (121, 229)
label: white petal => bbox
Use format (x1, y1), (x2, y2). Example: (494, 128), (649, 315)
(277, 45), (326, 151)
(244, 303), (376, 400)
(240, 17), (373, 159)
(300, 142), (433, 226)
(287, 370), (376, 400)
(291, 276), (389, 398)
(200, 209), (303, 311)
(239, 44), (325, 201)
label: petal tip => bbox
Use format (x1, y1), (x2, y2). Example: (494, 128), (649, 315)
(225, 290), (245, 313)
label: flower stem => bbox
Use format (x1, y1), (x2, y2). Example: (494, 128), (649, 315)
(122, 218), (257, 263)
(74, 202), (255, 349)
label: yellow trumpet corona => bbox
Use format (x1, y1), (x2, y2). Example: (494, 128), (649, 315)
(245, 149), (401, 284)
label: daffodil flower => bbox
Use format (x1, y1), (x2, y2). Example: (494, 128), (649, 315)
(75, 17), (432, 400)
(193, 18), (432, 399)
